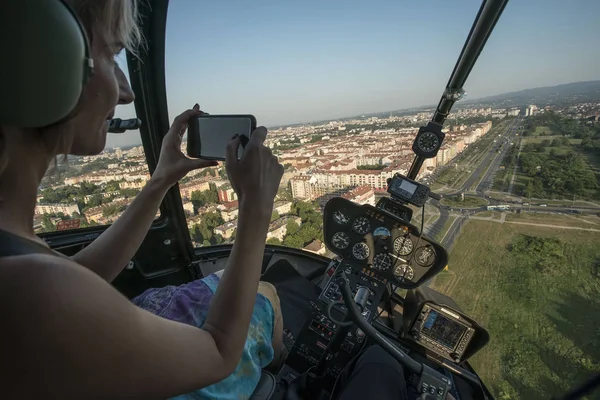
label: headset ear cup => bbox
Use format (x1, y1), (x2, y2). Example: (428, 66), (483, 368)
(0, 0), (92, 128)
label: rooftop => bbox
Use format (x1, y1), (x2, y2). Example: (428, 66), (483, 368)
(304, 239), (324, 252)
(342, 185), (374, 200)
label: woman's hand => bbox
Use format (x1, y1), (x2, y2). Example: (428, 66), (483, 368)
(226, 126), (284, 218)
(151, 105), (218, 189)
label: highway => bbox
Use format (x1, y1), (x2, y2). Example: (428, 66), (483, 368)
(425, 118), (521, 242)
(423, 116), (599, 249)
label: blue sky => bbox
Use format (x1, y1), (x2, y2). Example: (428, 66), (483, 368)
(109, 0), (600, 148)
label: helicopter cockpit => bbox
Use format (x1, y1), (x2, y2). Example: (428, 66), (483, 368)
(20, 0), (600, 399)
(107, 1), (504, 398)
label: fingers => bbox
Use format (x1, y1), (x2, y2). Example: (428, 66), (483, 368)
(189, 158), (219, 169)
(167, 109), (202, 142)
(250, 126), (268, 144)
(226, 135), (242, 164)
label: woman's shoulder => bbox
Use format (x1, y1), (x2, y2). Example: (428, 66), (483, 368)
(0, 253), (110, 306)
(0, 252), (78, 280)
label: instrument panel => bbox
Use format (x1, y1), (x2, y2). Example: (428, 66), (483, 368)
(323, 197), (448, 289)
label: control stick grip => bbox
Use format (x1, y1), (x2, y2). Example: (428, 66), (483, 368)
(336, 273), (422, 374)
(354, 286), (370, 311)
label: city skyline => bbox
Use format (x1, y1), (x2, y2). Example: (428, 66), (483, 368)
(109, 0), (600, 148)
(109, 78), (599, 149)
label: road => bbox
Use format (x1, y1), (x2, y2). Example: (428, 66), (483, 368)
(425, 118), (521, 241)
(424, 116), (600, 250)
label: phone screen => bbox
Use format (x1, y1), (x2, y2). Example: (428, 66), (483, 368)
(198, 116), (252, 159)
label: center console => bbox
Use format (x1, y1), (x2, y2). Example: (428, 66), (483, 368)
(284, 260), (387, 389)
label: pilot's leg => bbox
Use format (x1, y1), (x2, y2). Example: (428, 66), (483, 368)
(334, 346), (409, 400)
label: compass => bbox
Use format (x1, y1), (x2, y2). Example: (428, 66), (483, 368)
(412, 122), (444, 158)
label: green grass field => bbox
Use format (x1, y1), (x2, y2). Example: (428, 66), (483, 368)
(431, 220), (600, 399)
(521, 136), (581, 146)
(441, 195), (488, 208)
(582, 149), (600, 174)
(506, 212), (600, 229)
(533, 126), (553, 135)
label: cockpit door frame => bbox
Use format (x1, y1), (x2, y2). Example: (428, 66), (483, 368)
(125, 0), (199, 276)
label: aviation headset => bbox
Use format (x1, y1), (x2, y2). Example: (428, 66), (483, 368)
(0, 0), (93, 128)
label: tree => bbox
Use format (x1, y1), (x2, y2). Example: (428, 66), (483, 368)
(190, 185), (219, 212)
(105, 180), (121, 192)
(41, 214), (56, 232)
(102, 204), (120, 218)
(267, 238), (282, 245)
(286, 220), (300, 236)
(271, 210), (280, 222)
(294, 201), (318, 222)
(190, 212), (225, 245)
(78, 181), (98, 196)
(283, 234), (305, 249)
(277, 187), (293, 202)
(120, 188), (141, 198)
(87, 193), (103, 207)
(357, 164), (385, 170)
(525, 181), (534, 198)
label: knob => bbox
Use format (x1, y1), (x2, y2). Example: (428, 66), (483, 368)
(356, 328), (365, 343)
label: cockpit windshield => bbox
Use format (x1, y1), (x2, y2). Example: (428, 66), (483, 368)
(32, 0), (600, 398)
(162, 2), (600, 397)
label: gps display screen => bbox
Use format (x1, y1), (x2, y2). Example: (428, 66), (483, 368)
(390, 178), (417, 199)
(422, 310), (467, 349)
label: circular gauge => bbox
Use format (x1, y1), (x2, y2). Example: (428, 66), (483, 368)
(333, 210), (350, 225)
(331, 232), (350, 249)
(373, 253), (392, 271)
(415, 245), (436, 266)
(352, 242), (370, 260)
(373, 227), (391, 240)
(352, 217), (371, 235)
(393, 236), (414, 256)
(393, 264), (414, 282)
(417, 131), (441, 154)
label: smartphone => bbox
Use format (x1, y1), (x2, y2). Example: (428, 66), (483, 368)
(187, 114), (257, 160)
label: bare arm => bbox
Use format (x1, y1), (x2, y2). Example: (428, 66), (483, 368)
(202, 202), (270, 361)
(72, 108), (217, 281)
(203, 127), (283, 361)
(1, 253), (260, 398)
(71, 179), (168, 281)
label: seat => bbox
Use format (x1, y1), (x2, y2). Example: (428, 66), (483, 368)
(249, 370), (276, 400)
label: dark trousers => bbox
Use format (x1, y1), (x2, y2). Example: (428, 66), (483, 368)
(334, 346), (412, 400)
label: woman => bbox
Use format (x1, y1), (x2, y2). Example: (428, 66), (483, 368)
(0, 0), (284, 398)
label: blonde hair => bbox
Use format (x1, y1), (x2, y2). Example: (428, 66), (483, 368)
(67, 0), (144, 56)
(0, 0), (143, 177)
